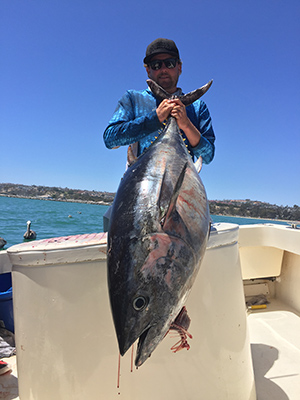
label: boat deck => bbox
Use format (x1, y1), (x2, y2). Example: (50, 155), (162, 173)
(248, 299), (300, 400)
(1, 298), (299, 400)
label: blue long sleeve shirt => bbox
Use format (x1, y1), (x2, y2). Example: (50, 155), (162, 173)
(103, 88), (215, 164)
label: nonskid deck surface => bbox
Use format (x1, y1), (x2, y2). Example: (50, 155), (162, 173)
(248, 299), (300, 400)
(1, 300), (300, 400)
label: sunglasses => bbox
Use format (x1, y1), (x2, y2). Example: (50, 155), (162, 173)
(148, 58), (178, 71)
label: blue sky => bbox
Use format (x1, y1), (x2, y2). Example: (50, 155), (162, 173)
(1, 0), (299, 206)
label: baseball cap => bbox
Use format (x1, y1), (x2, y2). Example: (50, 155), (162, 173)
(144, 38), (180, 64)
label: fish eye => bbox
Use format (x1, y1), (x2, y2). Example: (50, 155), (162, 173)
(133, 296), (148, 311)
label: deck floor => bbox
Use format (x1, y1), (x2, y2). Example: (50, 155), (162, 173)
(248, 299), (300, 400)
(1, 300), (300, 400)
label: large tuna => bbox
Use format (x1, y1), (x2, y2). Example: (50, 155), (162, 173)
(107, 79), (212, 367)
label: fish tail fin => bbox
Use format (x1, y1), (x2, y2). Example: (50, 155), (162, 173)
(147, 79), (213, 106)
(147, 79), (172, 101)
(180, 80), (213, 106)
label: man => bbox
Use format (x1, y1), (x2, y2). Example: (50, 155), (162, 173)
(103, 38), (215, 164)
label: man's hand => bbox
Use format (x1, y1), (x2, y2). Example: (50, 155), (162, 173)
(156, 98), (201, 147)
(169, 98), (190, 131)
(156, 99), (174, 123)
(170, 99), (202, 147)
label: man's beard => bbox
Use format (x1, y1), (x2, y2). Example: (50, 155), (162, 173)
(156, 73), (177, 92)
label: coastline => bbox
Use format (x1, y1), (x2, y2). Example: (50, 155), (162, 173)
(1, 194), (298, 225)
(1, 183), (299, 221)
(0, 194), (112, 206)
(212, 213), (299, 225)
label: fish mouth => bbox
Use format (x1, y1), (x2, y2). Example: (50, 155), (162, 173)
(135, 325), (152, 367)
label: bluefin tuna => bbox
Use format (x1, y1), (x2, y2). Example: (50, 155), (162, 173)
(107, 79), (212, 367)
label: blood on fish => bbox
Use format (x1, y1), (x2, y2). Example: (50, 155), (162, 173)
(117, 344), (136, 392)
(131, 344), (134, 372)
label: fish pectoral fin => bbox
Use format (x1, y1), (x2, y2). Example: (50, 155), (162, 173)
(161, 162), (187, 230)
(158, 169), (173, 226)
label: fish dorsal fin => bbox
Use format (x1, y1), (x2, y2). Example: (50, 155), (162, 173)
(147, 79), (213, 106)
(194, 156), (203, 174)
(160, 162), (188, 229)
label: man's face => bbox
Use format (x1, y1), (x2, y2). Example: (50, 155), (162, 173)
(146, 53), (182, 94)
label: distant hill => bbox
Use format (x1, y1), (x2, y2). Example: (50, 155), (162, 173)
(209, 199), (300, 222)
(1, 183), (299, 221)
(0, 183), (115, 205)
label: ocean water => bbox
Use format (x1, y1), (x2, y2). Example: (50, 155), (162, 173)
(0, 196), (110, 249)
(0, 196), (292, 249)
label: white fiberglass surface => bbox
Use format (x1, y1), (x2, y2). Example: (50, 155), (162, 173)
(248, 309), (300, 400)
